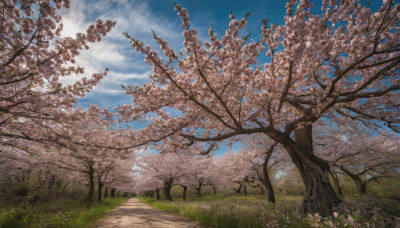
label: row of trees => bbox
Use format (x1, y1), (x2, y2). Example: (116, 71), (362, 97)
(0, 0), (135, 204)
(119, 0), (400, 215)
(135, 126), (399, 202)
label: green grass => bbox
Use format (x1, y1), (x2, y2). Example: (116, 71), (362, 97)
(0, 197), (129, 228)
(139, 194), (310, 228)
(139, 193), (400, 228)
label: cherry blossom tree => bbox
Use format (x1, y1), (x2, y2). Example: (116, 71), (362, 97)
(242, 134), (290, 203)
(179, 155), (216, 197)
(134, 174), (162, 199)
(119, 0), (400, 214)
(1, 0), (115, 155)
(137, 152), (186, 200)
(316, 122), (400, 195)
(218, 150), (260, 195)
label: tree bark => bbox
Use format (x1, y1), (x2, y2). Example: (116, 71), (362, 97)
(235, 183), (242, 194)
(283, 126), (341, 216)
(163, 178), (173, 201)
(329, 171), (343, 197)
(182, 186), (187, 200)
(243, 183), (247, 195)
(196, 182), (202, 197)
(358, 183), (367, 195)
(87, 167), (94, 202)
(211, 185), (217, 194)
(338, 166), (367, 195)
(104, 187), (108, 198)
(110, 188), (116, 197)
(97, 175), (103, 202)
(155, 188), (160, 200)
(261, 148), (276, 203)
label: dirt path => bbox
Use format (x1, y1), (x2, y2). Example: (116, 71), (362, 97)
(92, 198), (200, 228)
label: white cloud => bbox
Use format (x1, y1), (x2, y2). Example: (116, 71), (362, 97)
(55, 0), (190, 110)
(107, 71), (151, 81)
(58, 0), (181, 88)
(92, 87), (125, 95)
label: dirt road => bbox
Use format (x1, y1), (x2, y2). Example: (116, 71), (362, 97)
(92, 198), (200, 228)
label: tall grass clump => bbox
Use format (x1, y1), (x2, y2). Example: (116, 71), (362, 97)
(0, 197), (128, 228)
(139, 193), (400, 227)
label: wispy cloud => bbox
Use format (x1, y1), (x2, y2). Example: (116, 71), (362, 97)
(57, 0), (183, 108)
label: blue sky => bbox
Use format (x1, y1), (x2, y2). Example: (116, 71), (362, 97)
(59, 0), (384, 154)
(59, 0), (294, 110)
(60, 0), (382, 109)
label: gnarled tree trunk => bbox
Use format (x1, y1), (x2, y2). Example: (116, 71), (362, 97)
(282, 126), (341, 215)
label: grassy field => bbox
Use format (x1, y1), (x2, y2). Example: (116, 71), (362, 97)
(139, 193), (400, 228)
(0, 197), (129, 228)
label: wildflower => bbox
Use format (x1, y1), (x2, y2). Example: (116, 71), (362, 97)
(348, 215), (354, 223)
(333, 212), (338, 218)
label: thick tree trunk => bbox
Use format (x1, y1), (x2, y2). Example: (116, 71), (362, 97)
(87, 168), (94, 202)
(351, 175), (367, 195)
(155, 188), (160, 200)
(117, 190), (120, 197)
(163, 179), (173, 201)
(283, 126), (341, 215)
(104, 187), (108, 198)
(110, 188), (116, 197)
(124, 192), (128, 197)
(182, 186), (187, 200)
(358, 183), (367, 195)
